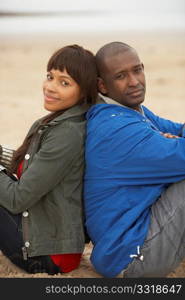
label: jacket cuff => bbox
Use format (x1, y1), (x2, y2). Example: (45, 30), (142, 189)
(0, 164), (6, 172)
(0, 145), (14, 170)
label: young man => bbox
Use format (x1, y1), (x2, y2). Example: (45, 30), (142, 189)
(84, 42), (185, 278)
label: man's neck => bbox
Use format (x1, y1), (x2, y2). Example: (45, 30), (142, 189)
(99, 93), (144, 115)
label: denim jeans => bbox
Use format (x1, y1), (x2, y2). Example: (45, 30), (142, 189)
(0, 206), (60, 275)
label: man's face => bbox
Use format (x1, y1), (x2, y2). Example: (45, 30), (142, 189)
(98, 49), (146, 111)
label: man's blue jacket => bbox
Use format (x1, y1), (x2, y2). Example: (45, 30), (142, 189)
(84, 101), (185, 277)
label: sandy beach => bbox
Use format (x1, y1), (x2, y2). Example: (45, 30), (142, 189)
(0, 30), (185, 277)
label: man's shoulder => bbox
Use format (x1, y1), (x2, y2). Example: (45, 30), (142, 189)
(87, 102), (140, 122)
(87, 104), (125, 125)
(86, 104), (144, 141)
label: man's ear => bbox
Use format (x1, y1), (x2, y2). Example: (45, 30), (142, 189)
(98, 77), (107, 94)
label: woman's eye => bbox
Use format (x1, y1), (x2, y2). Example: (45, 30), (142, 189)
(47, 74), (52, 80)
(61, 81), (69, 86)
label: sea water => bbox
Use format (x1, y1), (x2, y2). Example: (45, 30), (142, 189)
(0, 11), (185, 35)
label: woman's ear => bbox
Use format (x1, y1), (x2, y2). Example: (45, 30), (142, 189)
(98, 77), (107, 94)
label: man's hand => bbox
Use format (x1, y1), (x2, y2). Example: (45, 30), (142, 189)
(161, 132), (179, 139)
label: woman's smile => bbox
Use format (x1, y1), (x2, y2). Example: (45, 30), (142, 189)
(44, 93), (61, 103)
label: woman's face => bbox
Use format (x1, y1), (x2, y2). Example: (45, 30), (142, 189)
(43, 68), (83, 112)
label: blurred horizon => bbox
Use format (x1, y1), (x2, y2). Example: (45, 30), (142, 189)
(0, 0), (185, 34)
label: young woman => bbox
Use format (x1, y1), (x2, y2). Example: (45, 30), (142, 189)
(0, 44), (97, 275)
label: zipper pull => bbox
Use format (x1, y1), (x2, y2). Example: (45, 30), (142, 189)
(22, 246), (28, 260)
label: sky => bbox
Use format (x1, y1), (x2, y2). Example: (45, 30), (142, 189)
(0, 0), (185, 14)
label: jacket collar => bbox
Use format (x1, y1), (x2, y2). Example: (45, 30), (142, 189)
(99, 93), (145, 116)
(39, 103), (90, 127)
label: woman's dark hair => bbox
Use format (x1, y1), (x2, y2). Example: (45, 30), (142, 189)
(47, 44), (98, 104)
(10, 45), (98, 173)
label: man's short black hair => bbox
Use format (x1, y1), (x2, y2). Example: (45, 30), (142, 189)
(95, 41), (134, 77)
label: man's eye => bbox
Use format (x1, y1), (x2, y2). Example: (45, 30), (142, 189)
(115, 73), (126, 79)
(134, 67), (143, 74)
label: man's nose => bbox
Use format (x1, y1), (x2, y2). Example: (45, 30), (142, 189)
(128, 73), (139, 86)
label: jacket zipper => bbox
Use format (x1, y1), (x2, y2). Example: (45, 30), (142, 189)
(22, 215), (29, 260)
(21, 126), (48, 261)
